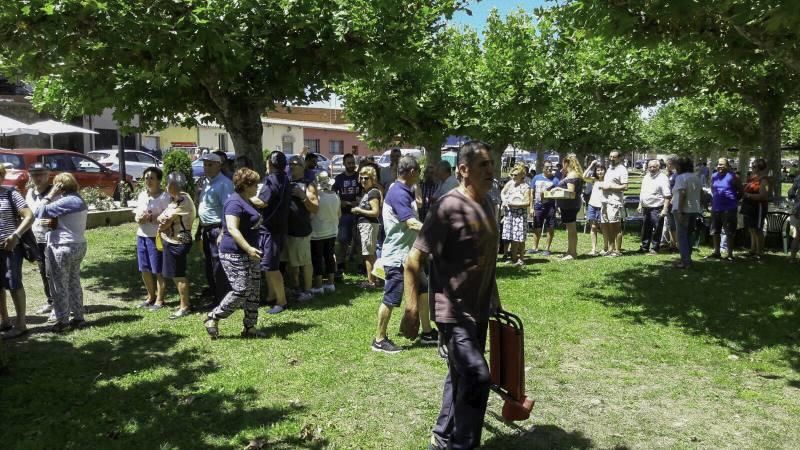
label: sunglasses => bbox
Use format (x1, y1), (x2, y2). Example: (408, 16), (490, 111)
(359, 176), (370, 180)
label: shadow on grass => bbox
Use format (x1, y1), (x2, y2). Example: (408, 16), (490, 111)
(495, 265), (542, 280)
(216, 321), (315, 341)
(583, 257), (800, 374)
(0, 330), (325, 449)
(81, 244), (206, 305)
(482, 422), (595, 449)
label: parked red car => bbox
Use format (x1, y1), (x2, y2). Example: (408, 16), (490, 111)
(0, 148), (134, 199)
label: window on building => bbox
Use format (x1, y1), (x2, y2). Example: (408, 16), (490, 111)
(218, 133), (227, 151)
(329, 140), (344, 155)
(304, 139), (320, 153)
(282, 141), (294, 154)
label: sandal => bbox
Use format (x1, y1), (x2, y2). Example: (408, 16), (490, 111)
(1, 327), (29, 340)
(204, 317), (219, 339)
(170, 308), (192, 320)
(241, 327), (266, 339)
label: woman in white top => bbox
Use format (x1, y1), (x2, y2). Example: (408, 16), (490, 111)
(133, 167), (171, 310)
(583, 161), (608, 256)
(671, 157), (703, 269)
(501, 164), (532, 266)
(310, 172), (341, 294)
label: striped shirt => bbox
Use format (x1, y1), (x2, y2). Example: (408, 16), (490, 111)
(0, 187), (28, 241)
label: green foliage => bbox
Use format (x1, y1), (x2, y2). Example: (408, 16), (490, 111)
(643, 94), (760, 156)
(161, 151), (195, 196)
(80, 187), (115, 211)
(0, 0), (466, 173)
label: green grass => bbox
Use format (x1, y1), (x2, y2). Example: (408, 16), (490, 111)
(2, 223), (800, 449)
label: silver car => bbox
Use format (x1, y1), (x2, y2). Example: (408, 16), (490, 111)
(88, 149), (161, 179)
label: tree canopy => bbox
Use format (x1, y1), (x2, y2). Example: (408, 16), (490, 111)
(0, 0), (465, 172)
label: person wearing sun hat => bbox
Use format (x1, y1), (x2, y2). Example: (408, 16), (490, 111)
(309, 171), (340, 295)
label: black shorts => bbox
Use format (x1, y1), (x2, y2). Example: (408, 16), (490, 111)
(259, 231), (285, 272)
(710, 209), (737, 236)
(162, 241), (192, 279)
(382, 265), (429, 308)
(533, 203), (556, 229)
(560, 208), (580, 224)
(741, 202), (766, 230)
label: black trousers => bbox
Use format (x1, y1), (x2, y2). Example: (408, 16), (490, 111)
(37, 242), (52, 304)
(310, 238), (336, 277)
(640, 207), (665, 251)
(433, 320), (491, 450)
(201, 225), (230, 305)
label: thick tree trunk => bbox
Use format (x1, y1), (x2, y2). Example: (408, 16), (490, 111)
(737, 148), (749, 176)
(220, 103), (265, 176)
(424, 140), (442, 166)
(535, 147), (544, 173)
(753, 93), (785, 199)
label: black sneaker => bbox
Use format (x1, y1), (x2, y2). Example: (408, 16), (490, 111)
(371, 337), (402, 354)
(419, 329), (439, 345)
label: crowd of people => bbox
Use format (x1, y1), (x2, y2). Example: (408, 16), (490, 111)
(496, 151), (789, 270)
(2, 141), (798, 449)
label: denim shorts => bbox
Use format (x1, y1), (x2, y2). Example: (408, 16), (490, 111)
(162, 241), (192, 279)
(533, 203), (556, 229)
(586, 204), (601, 222)
(259, 231), (285, 272)
(382, 265), (428, 308)
(137, 236), (163, 274)
(0, 246), (24, 290)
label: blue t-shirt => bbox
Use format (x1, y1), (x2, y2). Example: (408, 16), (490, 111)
(219, 193), (263, 254)
(530, 174), (560, 207)
(257, 172), (290, 235)
(198, 174), (234, 225)
(711, 171), (739, 212)
(381, 182), (418, 268)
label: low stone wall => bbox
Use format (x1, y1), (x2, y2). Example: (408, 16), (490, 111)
(86, 208), (135, 230)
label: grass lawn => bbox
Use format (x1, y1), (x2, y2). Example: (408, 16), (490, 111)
(2, 223), (799, 449)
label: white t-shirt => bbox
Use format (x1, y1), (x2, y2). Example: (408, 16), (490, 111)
(134, 190), (171, 237)
(671, 173), (702, 214)
(639, 172), (672, 208)
(311, 190), (341, 240)
(588, 182), (606, 208)
(604, 164), (629, 206)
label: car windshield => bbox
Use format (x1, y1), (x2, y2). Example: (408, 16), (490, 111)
(0, 154), (24, 169)
(378, 154), (391, 164)
(88, 151), (112, 160)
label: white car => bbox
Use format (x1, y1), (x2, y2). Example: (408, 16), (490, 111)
(88, 149), (162, 179)
(377, 148), (424, 168)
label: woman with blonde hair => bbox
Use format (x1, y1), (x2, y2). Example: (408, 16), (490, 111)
(501, 163), (531, 266)
(34, 172), (89, 332)
(351, 165), (382, 288)
(551, 155), (584, 260)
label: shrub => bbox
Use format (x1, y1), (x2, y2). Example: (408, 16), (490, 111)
(161, 151), (195, 197)
(80, 187), (114, 211)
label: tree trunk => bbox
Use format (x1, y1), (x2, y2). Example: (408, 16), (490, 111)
(737, 148), (748, 176)
(535, 147), (544, 173)
(220, 103), (265, 176)
(753, 93), (785, 199)
(424, 140), (442, 166)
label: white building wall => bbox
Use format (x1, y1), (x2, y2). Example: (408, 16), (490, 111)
(262, 122), (304, 155)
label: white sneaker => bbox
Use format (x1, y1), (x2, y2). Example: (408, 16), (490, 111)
(322, 283), (335, 293)
(310, 287), (325, 296)
(36, 304), (53, 314)
(47, 310), (57, 323)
